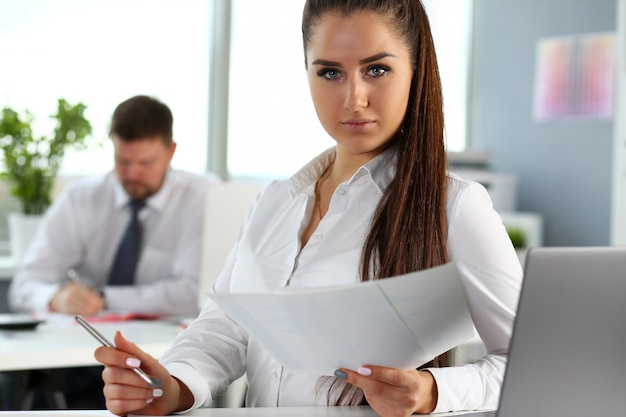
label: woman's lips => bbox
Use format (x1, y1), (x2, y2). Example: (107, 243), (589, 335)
(341, 119), (375, 131)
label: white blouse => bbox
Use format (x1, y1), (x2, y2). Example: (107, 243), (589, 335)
(160, 147), (523, 412)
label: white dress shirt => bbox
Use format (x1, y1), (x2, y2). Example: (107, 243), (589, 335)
(160, 147), (523, 412)
(8, 168), (218, 316)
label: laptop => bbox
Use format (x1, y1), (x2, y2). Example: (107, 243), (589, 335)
(459, 246), (626, 417)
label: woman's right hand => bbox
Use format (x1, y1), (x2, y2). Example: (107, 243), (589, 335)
(94, 331), (194, 416)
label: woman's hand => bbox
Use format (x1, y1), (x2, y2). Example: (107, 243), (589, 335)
(94, 331), (194, 416)
(335, 366), (438, 416)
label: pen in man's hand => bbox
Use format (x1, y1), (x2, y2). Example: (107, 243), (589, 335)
(75, 315), (162, 388)
(67, 269), (106, 302)
(67, 269), (84, 286)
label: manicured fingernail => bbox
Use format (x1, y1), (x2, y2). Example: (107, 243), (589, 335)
(146, 398), (154, 404)
(125, 357), (141, 368)
(357, 367), (372, 376)
(153, 388), (163, 398)
(334, 369), (348, 379)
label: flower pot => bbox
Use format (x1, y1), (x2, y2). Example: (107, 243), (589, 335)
(8, 212), (43, 261)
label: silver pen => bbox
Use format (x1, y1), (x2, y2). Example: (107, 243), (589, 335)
(75, 315), (161, 388)
(67, 269), (84, 287)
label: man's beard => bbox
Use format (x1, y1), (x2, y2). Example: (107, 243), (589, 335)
(122, 181), (156, 200)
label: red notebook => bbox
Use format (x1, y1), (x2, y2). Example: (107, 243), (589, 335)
(82, 312), (162, 323)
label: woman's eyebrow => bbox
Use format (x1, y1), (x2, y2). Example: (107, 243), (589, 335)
(311, 52), (397, 67)
(311, 58), (341, 67)
(360, 52), (397, 64)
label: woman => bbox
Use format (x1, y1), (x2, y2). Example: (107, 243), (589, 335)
(95, 1), (522, 415)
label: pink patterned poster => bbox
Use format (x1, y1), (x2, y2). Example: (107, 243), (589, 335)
(533, 33), (615, 121)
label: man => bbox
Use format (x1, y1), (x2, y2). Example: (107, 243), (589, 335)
(3, 95), (218, 410)
(9, 95), (217, 317)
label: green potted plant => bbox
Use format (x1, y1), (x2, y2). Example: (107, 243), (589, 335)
(506, 226), (527, 250)
(506, 225), (529, 265)
(0, 98), (93, 259)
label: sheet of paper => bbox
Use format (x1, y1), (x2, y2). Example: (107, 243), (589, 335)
(208, 262), (473, 375)
(375, 263), (475, 358)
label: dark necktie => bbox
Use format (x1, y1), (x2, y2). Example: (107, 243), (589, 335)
(109, 199), (145, 286)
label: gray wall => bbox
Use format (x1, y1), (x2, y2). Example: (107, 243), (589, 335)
(470, 0), (616, 246)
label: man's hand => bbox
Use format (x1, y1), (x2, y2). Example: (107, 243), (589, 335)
(49, 283), (105, 315)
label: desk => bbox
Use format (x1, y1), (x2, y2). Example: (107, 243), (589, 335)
(0, 314), (180, 372)
(0, 406), (486, 416)
(0, 317), (488, 414)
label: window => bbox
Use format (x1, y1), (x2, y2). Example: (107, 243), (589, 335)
(423, 0), (473, 153)
(0, 0), (211, 176)
(0, 0), (211, 244)
(226, 0), (474, 180)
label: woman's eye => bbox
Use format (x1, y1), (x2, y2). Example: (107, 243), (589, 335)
(367, 65), (388, 77)
(319, 69), (341, 80)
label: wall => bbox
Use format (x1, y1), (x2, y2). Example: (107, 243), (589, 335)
(612, 0), (626, 245)
(471, 0), (617, 245)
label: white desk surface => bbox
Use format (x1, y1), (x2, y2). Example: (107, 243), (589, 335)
(0, 406), (486, 416)
(0, 313), (180, 371)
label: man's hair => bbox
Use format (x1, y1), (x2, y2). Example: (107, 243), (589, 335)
(109, 95), (173, 145)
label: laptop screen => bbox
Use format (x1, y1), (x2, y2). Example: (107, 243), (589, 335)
(495, 247), (626, 417)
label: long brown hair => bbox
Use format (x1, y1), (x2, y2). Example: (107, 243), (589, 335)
(302, 0), (449, 406)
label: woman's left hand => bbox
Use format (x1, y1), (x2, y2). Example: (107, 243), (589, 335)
(336, 366), (438, 416)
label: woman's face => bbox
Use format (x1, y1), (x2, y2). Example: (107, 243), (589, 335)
(306, 11), (413, 159)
